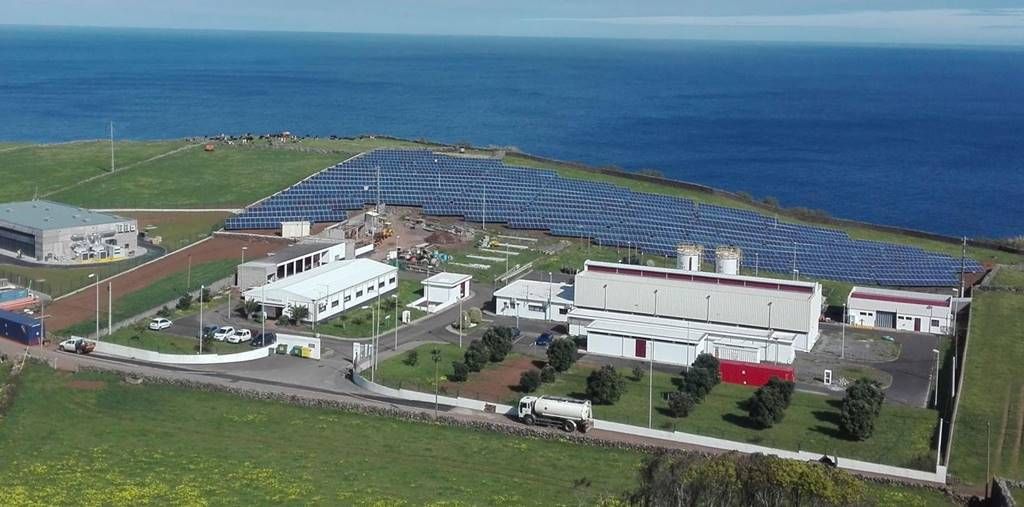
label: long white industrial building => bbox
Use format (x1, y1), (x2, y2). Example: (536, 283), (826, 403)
(568, 260), (823, 366)
(242, 258), (397, 323)
(846, 286), (952, 334)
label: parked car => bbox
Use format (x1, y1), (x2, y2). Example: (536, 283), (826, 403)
(252, 332), (277, 347)
(58, 337), (95, 354)
(212, 326), (235, 341)
(227, 329), (252, 344)
(200, 325), (219, 339)
(148, 317), (173, 330)
(534, 332), (553, 347)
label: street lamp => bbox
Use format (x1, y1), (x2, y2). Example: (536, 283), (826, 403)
(841, 304), (847, 360)
(932, 348), (940, 408)
(603, 284), (608, 311)
(392, 294), (399, 351)
(241, 246), (248, 264)
(199, 284), (205, 354)
(431, 348), (442, 418)
(705, 295), (711, 323)
(87, 273), (99, 338)
(35, 278), (46, 351)
(767, 301), (774, 362)
(653, 289), (659, 317)
(458, 291), (464, 349)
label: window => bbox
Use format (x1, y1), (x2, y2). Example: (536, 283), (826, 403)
(368, 284), (375, 292)
(388, 276), (396, 284)
(931, 319), (940, 327)
(317, 302), (327, 312)
(558, 307), (568, 315)
(344, 295), (352, 302)
(356, 290), (363, 297)
(378, 281), (385, 288)
(528, 304), (544, 312)
(332, 300), (340, 308)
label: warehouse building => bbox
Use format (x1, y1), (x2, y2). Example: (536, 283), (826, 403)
(493, 279), (573, 322)
(568, 260), (823, 366)
(235, 240), (353, 290)
(846, 286), (952, 334)
(0, 200), (138, 264)
(242, 258), (397, 323)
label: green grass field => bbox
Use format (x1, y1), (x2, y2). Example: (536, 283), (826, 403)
(0, 140), (192, 202)
(992, 267), (1024, 288)
(0, 365), (644, 505)
(58, 259), (237, 335)
(101, 326), (250, 355)
(950, 291), (1024, 486)
(539, 365), (938, 470)
(128, 211), (231, 252)
(374, 343), (467, 390)
(318, 278), (427, 338)
(49, 144), (344, 208)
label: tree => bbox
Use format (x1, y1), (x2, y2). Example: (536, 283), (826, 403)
(468, 307), (483, 324)
(464, 340), (490, 372)
(176, 293), (193, 311)
(540, 365), (557, 383)
(403, 349), (419, 366)
(289, 305), (310, 325)
(765, 377), (794, 408)
(481, 327), (513, 362)
(632, 364), (645, 382)
(746, 377), (796, 429)
(667, 391), (696, 418)
(242, 299), (261, 319)
(454, 311), (471, 330)
(680, 366), (717, 401)
(519, 369), (542, 393)
(840, 379), (885, 440)
(586, 365), (626, 405)
(449, 361), (469, 382)
(156, 306), (172, 318)
(547, 338), (577, 372)
(691, 353), (721, 385)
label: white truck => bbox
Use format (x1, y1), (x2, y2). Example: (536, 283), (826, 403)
(516, 395), (593, 433)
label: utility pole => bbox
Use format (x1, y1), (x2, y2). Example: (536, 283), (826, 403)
(431, 348), (442, 419)
(199, 284), (204, 354)
(107, 282), (112, 336)
(648, 344), (654, 429)
(187, 254), (192, 289)
(109, 121), (115, 172)
(841, 304), (846, 360)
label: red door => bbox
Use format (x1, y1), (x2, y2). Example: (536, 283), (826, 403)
(913, 318), (921, 332)
(635, 339), (647, 359)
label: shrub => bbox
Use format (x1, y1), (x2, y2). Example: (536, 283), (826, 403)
(519, 369), (542, 393)
(840, 379), (885, 440)
(571, 335), (587, 348)
(464, 341), (490, 372)
(540, 365), (557, 383)
(289, 305), (310, 325)
(156, 306), (172, 318)
(449, 361), (469, 382)
(481, 327), (513, 363)
(632, 364), (645, 382)
(547, 338), (578, 372)
(667, 391), (696, 418)
(691, 353), (721, 385)
(680, 366), (717, 401)
(586, 365), (626, 405)
(468, 307), (483, 324)
(403, 350), (419, 366)
(176, 293), (193, 311)
(765, 377), (795, 408)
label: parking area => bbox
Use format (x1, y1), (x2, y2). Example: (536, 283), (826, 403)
(795, 323), (945, 407)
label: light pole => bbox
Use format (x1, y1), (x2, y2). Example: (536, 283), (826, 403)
(458, 293), (464, 349)
(767, 301), (774, 362)
(932, 348), (940, 408)
(431, 348), (442, 419)
(603, 284), (608, 311)
(653, 289), (659, 317)
(187, 254), (192, 289)
(841, 304), (847, 360)
(36, 278), (46, 351)
(241, 246), (248, 264)
(199, 284), (205, 354)
(393, 294), (399, 351)
(107, 282), (112, 336)
(705, 295), (711, 323)
(87, 273), (99, 338)
(547, 271), (553, 321)
(648, 341), (655, 429)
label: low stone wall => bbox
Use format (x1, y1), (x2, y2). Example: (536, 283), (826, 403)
(92, 341), (271, 365)
(991, 477), (1020, 507)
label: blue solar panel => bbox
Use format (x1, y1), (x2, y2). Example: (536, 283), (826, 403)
(223, 149), (983, 287)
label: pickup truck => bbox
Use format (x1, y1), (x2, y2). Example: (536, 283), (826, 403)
(58, 337), (95, 354)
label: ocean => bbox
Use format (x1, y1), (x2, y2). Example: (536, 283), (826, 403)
(1, 26), (1021, 238)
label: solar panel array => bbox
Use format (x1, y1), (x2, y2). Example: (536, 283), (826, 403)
(226, 150), (982, 286)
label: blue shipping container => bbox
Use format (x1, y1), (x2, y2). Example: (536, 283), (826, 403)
(0, 288), (30, 303)
(0, 308), (41, 345)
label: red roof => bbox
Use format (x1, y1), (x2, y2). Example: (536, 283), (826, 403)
(849, 291), (950, 308)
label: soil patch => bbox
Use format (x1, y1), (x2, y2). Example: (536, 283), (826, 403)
(66, 379), (105, 390)
(445, 355), (540, 403)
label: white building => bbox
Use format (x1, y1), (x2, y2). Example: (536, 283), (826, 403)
(412, 272), (472, 313)
(493, 279), (573, 322)
(847, 286), (952, 334)
(242, 258), (397, 322)
(567, 260), (823, 366)
(236, 240), (352, 290)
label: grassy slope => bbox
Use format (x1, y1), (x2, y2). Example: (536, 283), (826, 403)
(951, 291), (1024, 486)
(0, 365), (643, 505)
(374, 343), (467, 390)
(50, 145), (345, 208)
(127, 211), (231, 252)
(102, 326), (250, 355)
(0, 140), (191, 202)
(59, 259), (237, 335)
(992, 267), (1024, 288)
(0, 261), (149, 300)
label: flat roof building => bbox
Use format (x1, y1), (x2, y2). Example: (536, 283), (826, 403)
(242, 258), (397, 323)
(412, 272), (472, 313)
(236, 240), (352, 290)
(493, 279), (574, 323)
(847, 286), (953, 334)
(0, 200), (138, 263)
(568, 260), (823, 366)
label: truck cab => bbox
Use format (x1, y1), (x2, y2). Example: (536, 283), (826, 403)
(517, 396), (539, 420)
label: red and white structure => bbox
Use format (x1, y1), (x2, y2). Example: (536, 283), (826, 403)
(568, 260), (823, 366)
(846, 286), (952, 334)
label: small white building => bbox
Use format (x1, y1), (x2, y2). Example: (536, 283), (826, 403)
(493, 279), (573, 322)
(847, 286), (953, 334)
(413, 272), (472, 313)
(242, 258), (397, 323)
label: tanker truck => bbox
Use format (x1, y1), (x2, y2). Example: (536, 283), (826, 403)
(516, 395), (593, 433)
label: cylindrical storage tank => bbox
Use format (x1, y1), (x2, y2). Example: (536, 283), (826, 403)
(715, 246), (742, 275)
(675, 244), (703, 272)
(534, 396), (592, 420)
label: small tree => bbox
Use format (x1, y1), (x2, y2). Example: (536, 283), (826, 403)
(176, 292), (193, 311)
(156, 306), (172, 318)
(449, 361), (469, 382)
(468, 307), (483, 324)
(547, 338), (578, 372)
(632, 364), (645, 382)
(242, 299), (261, 319)
(403, 349), (419, 366)
(840, 379), (885, 440)
(765, 377), (795, 408)
(540, 365), (557, 383)
(481, 327), (513, 363)
(748, 386), (785, 428)
(691, 353), (721, 385)
(289, 305), (310, 325)
(464, 340), (490, 372)
(519, 369), (542, 393)
(667, 391), (696, 418)
(586, 365), (626, 405)
(680, 366), (717, 401)
(454, 311), (472, 330)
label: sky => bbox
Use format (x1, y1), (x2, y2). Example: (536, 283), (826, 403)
(2, 1), (1024, 45)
